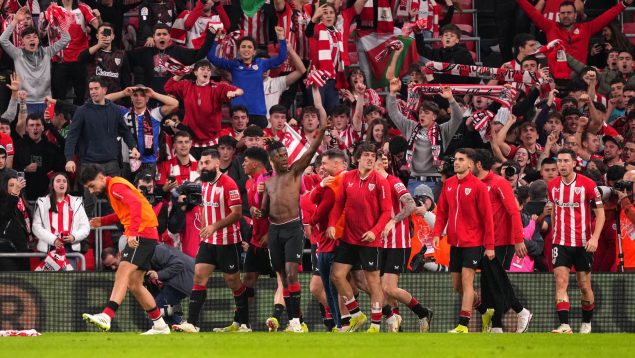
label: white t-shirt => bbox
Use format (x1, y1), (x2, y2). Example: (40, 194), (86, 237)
(264, 76), (288, 119)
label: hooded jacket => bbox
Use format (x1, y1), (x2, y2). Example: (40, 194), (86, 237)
(64, 99), (137, 163)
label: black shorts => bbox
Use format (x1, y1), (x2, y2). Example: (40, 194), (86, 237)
(195, 242), (241, 274)
(121, 237), (157, 271)
(380, 248), (411, 275)
(334, 241), (381, 272)
(552, 244), (593, 272)
(268, 219), (305, 272)
(243, 245), (274, 276)
(449, 246), (483, 273)
(311, 244), (320, 276)
(495, 245), (515, 271)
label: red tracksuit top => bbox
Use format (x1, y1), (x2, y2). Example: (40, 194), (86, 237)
(432, 172), (495, 250)
(481, 172), (523, 246)
(517, 0), (625, 78)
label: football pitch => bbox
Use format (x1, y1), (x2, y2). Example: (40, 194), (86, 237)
(1, 333), (632, 357)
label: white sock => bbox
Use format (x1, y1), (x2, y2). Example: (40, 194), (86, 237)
(153, 317), (167, 328)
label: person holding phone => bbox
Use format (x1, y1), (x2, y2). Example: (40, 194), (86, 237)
(78, 22), (132, 96)
(0, 172), (30, 271)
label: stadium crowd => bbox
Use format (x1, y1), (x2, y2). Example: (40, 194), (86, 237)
(0, 0), (634, 333)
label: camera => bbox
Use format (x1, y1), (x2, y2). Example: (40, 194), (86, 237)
(504, 166), (517, 178)
(175, 181), (202, 206)
(139, 185), (162, 205)
(614, 180), (633, 192)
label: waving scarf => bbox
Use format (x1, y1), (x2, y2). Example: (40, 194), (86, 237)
(422, 61), (541, 85)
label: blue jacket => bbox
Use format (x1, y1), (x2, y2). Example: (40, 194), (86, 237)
(208, 40), (287, 117)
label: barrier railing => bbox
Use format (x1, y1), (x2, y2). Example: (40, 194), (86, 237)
(0, 252), (86, 271)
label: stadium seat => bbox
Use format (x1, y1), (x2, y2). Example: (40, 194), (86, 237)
(623, 23), (635, 46)
(456, 24), (474, 36)
(453, 13), (474, 27)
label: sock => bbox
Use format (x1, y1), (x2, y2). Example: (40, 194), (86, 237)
(233, 285), (249, 326)
(246, 287), (255, 299)
(188, 285), (207, 326)
(340, 315), (351, 327)
(146, 306), (162, 321)
(382, 304), (394, 319)
(283, 289), (292, 321)
(344, 298), (361, 317)
(273, 304), (285, 321)
(556, 301), (570, 325)
(319, 303), (326, 320)
(103, 300), (119, 319)
(511, 298), (524, 314)
(473, 293), (482, 309)
(371, 305), (382, 325)
(407, 297), (429, 319)
(492, 310), (503, 328)
(582, 302), (595, 323)
(392, 307), (400, 316)
(288, 282), (301, 319)
(459, 310), (471, 326)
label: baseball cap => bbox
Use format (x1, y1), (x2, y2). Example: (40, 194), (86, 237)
(602, 135), (623, 149)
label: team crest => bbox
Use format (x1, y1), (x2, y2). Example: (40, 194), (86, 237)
(574, 187), (581, 195)
(115, 57), (121, 66)
(252, 64), (259, 70)
(229, 190), (240, 201)
(573, 28), (580, 35)
(368, 184), (375, 191)
(464, 188), (471, 196)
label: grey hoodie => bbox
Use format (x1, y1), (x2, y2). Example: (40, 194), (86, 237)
(387, 95), (464, 177)
(0, 23), (70, 104)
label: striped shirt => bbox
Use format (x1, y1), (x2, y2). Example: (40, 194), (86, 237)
(201, 174), (242, 245)
(547, 174), (602, 247)
(384, 174), (410, 248)
(241, 9), (267, 46)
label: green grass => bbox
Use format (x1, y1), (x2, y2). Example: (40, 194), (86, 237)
(1, 333), (632, 357)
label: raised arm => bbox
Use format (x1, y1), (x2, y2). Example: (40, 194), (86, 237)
(386, 78), (415, 134)
(515, 0), (552, 31)
(494, 113), (516, 158)
(284, 46), (307, 86)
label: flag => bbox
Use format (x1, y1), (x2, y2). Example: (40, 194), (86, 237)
(357, 31), (419, 88)
(305, 68), (329, 88)
(280, 123), (309, 164)
(34, 247), (74, 271)
(240, 0), (266, 18)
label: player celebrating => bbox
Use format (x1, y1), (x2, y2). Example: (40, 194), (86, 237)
(377, 153), (434, 333)
(548, 149), (605, 334)
(257, 124), (326, 333)
(327, 143), (393, 333)
(432, 148), (495, 333)
(172, 149), (248, 333)
(81, 165), (169, 334)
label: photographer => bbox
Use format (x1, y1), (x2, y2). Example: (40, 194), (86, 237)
(167, 179), (202, 258)
(135, 172), (168, 237)
(501, 160), (522, 191)
(612, 170), (635, 271)
(594, 165), (626, 272)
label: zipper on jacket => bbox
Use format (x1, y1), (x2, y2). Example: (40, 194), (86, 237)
(455, 183), (460, 247)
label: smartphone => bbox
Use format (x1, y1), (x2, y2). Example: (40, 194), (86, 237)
(168, 176), (176, 183)
(17, 172), (25, 180)
(102, 28), (112, 37)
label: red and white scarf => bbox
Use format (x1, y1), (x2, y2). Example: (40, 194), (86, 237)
(405, 123), (441, 170)
(49, 196), (73, 236)
(398, 0), (440, 36)
(360, 0), (394, 34)
(410, 84), (518, 130)
(422, 61), (541, 85)
(315, 24), (347, 89)
(16, 197), (30, 234)
(530, 39), (569, 80)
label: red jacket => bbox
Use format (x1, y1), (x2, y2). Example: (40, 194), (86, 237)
(432, 172), (495, 250)
(481, 172), (523, 246)
(164, 78), (236, 146)
(517, 0), (625, 79)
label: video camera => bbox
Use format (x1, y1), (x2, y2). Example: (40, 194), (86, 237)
(597, 180), (634, 203)
(175, 181), (202, 206)
(139, 185), (162, 206)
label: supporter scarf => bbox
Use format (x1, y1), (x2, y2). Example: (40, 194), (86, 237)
(48, 196), (73, 237)
(530, 39), (569, 80)
(364, 88), (382, 107)
(217, 30), (244, 60)
(316, 24), (347, 89)
(127, 109), (155, 156)
(16, 197), (30, 234)
(361, 0), (394, 33)
(165, 56), (191, 76)
(422, 61), (541, 85)
(410, 84), (518, 130)
(405, 123), (442, 171)
(305, 68), (329, 88)
(399, 0), (440, 36)
(374, 39), (403, 63)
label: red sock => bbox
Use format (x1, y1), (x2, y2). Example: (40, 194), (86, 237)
(371, 307), (382, 323)
(407, 297), (419, 309)
(233, 285), (247, 297)
(146, 307), (162, 321)
(288, 282), (301, 293)
(345, 298), (359, 312)
(283, 288), (290, 298)
(581, 303), (595, 311)
(392, 307), (400, 316)
(556, 301), (571, 311)
(103, 307), (115, 319)
(193, 284), (206, 291)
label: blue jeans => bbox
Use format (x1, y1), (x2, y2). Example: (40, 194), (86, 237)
(317, 252), (340, 326)
(154, 285), (187, 326)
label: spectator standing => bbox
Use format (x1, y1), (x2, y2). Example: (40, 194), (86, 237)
(13, 114), (65, 200)
(0, 8), (70, 114)
(170, 0), (230, 49)
(64, 77), (140, 177)
(85, 0), (144, 48)
(32, 172), (90, 268)
(40, 0), (101, 105)
(0, 173), (30, 271)
(137, 0), (177, 47)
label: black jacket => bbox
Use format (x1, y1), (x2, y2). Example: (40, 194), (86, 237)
(65, 99), (137, 163)
(14, 136), (65, 200)
(415, 35), (479, 85)
(0, 194), (30, 271)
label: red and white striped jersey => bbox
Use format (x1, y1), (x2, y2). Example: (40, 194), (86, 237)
(547, 174), (602, 247)
(171, 12), (223, 49)
(241, 9), (268, 46)
(339, 124), (361, 149)
(156, 155), (199, 186)
(384, 174), (410, 248)
(296, 5), (312, 60)
(277, 3), (297, 72)
(201, 174), (242, 245)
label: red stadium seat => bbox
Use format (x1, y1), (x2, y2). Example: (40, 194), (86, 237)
(453, 13), (474, 27)
(623, 23), (635, 46)
(457, 0), (473, 10)
(456, 24), (473, 36)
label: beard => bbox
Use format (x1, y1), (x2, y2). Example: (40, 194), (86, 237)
(200, 168), (217, 182)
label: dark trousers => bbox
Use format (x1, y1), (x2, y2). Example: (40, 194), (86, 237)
(154, 285), (188, 326)
(317, 252), (341, 326)
(52, 61), (88, 105)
